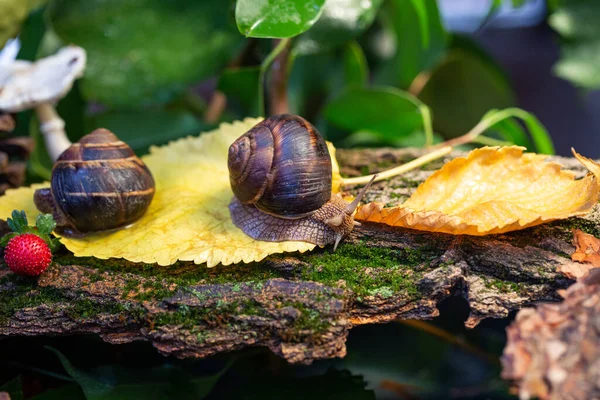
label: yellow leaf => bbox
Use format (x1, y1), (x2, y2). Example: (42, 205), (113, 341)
(0, 118), (343, 267)
(355, 146), (600, 235)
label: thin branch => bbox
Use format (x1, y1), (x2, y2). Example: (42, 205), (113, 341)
(342, 146), (452, 186)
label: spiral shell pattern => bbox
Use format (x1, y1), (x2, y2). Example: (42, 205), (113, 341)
(228, 115), (332, 219)
(51, 128), (155, 233)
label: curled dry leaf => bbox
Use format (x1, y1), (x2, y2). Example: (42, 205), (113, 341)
(558, 229), (600, 280)
(0, 118), (343, 267)
(356, 147), (600, 235)
(501, 275), (600, 400)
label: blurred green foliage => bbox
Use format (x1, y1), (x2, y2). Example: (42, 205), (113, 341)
(0, 0), (556, 181)
(550, 0), (600, 89)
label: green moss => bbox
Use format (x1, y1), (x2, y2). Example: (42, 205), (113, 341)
(53, 236), (442, 304)
(54, 254), (279, 290)
(398, 177), (420, 188)
(152, 298), (264, 329)
(297, 242), (440, 298)
(0, 276), (142, 324)
(556, 217), (600, 238)
(484, 277), (524, 294)
(289, 302), (328, 334)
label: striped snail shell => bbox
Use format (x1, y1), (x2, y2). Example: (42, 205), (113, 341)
(34, 128), (155, 235)
(228, 114), (332, 218)
(228, 114), (374, 250)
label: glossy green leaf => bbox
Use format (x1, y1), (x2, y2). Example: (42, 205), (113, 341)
(235, 0), (326, 38)
(293, 0), (383, 54)
(324, 87), (432, 143)
(418, 49), (515, 138)
(343, 41), (368, 86)
(217, 67), (261, 118)
(49, 0), (244, 107)
(85, 109), (209, 155)
(375, 0), (448, 88)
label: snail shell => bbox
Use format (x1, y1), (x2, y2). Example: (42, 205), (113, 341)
(228, 114), (332, 219)
(34, 128), (155, 235)
(228, 115), (374, 249)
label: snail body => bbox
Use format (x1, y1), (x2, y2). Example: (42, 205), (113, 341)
(34, 128), (155, 235)
(228, 114), (373, 249)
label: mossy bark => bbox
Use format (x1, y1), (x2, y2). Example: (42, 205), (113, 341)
(0, 148), (595, 364)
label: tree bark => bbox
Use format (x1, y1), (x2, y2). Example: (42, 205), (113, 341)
(0, 148), (594, 364)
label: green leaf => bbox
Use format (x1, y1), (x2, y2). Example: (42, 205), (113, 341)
(0, 0), (32, 48)
(324, 87), (433, 145)
(0, 376), (23, 400)
(483, 109), (533, 149)
(479, 108), (555, 154)
(35, 214), (56, 236)
(217, 67), (261, 118)
(28, 116), (53, 181)
(375, 0), (448, 88)
(235, 0), (326, 38)
(46, 347), (113, 399)
(549, 0), (600, 89)
(408, 0), (429, 47)
(49, 0), (245, 108)
(7, 210), (28, 234)
(85, 109), (209, 156)
(550, 1), (600, 39)
(418, 48), (515, 139)
(293, 0), (383, 55)
(553, 41), (600, 89)
(343, 41), (368, 87)
(0, 232), (18, 247)
(47, 346), (232, 400)
(15, 4), (47, 61)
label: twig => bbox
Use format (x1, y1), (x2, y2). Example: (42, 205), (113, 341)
(342, 146), (452, 186)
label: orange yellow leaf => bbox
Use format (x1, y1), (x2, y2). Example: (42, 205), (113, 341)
(0, 118), (343, 267)
(355, 146), (600, 235)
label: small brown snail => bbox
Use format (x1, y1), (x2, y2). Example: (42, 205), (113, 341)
(34, 128), (155, 235)
(228, 114), (375, 250)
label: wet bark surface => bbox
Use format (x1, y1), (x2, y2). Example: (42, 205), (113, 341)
(0, 148), (594, 364)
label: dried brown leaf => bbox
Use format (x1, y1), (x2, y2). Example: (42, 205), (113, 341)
(560, 229), (600, 280)
(356, 147), (600, 235)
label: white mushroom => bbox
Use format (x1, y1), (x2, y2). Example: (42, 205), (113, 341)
(0, 46), (86, 161)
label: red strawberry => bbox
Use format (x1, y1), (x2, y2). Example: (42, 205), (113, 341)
(4, 233), (52, 276)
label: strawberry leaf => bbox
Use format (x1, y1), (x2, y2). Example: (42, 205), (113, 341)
(7, 210), (28, 233)
(0, 232), (18, 247)
(36, 214), (57, 236)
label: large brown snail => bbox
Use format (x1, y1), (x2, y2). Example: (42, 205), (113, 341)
(228, 114), (375, 250)
(34, 128), (155, 235)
